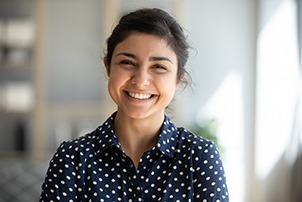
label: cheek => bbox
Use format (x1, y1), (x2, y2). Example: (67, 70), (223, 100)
(107, 76), (122, 104)
(160, 73), (178, 86)
(157, 77), (177, 96)
(108, 76), (121, 92)
(107, 70), (129, 90)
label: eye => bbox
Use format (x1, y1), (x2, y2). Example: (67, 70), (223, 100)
(120, 60), (134, 66)
(152, 64), (167, 71)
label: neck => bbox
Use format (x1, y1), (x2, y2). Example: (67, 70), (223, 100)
(113, 110), (164, 168)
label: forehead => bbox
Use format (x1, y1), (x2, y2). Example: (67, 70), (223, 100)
(113, 33), (177, 61)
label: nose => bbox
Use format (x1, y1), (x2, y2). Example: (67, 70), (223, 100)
(131, 68), (150, 88)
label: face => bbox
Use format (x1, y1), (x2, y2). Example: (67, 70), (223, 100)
(105, 33), (179, 120)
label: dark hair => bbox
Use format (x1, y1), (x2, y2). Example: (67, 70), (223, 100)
(105, 8), (191, 87)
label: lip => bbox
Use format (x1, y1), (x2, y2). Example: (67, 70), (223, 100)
(124, 91), (156, 100)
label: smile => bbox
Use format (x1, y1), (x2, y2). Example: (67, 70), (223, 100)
(127, 92), (153, 100)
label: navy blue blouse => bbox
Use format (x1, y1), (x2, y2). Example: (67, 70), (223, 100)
(40, 112), (229, 201)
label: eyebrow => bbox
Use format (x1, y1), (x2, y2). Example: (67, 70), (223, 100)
(115, 52), (173, 64)
(150, 56), (173, 64)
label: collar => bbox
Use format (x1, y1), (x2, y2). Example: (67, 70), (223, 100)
(155, 115), (179, 157)
(95, 112), (179, 158)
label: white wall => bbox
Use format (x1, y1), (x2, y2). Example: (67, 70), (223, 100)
(255, 0), (301, 201)
(46, 0), (106, 103)
(182, 1), (257, 202)
(44, 0), (108, 151)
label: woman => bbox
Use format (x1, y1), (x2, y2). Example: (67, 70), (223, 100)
(40, 8), (229, 201)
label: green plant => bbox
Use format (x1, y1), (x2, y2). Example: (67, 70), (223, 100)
(189, 119), (224, 155)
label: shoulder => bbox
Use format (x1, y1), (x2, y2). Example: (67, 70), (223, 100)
(54, 128), (101, 161)
(162, 115), (220, 158)
(175, 127), (223, 166)
(177, 127), (218, 153)
(163, 115), (216, 150)
(52, 112), (118, 163)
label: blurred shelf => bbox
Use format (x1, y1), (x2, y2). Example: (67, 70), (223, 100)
(0, 151), (32, 158)
(47, 102), (104, 117)
(0, 0), (35, 155)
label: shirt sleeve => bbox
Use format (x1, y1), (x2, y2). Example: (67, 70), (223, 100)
(193, 141), (229, 201)
(39, 141), (82, 201)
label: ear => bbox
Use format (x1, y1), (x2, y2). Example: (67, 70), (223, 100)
(104, 58), (110, 75)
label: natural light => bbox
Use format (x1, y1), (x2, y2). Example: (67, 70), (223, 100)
(256, 0), (300, 179)
(197, 72), (244, 202)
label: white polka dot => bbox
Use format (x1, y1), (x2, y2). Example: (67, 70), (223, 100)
(40, 114), (228, 201)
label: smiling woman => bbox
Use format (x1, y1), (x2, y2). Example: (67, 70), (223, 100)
(40, 8), (229, 201)
(106, 33), (178, 122)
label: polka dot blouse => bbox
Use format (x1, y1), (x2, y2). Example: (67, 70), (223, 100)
(40, 112), (229, 201)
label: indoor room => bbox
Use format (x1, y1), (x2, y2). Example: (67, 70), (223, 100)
(0, 0), (301, 201)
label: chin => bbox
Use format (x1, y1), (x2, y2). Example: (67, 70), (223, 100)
(126, 112), (152, 120)
(134, 111), (166, 121)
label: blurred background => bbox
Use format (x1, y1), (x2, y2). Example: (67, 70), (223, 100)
(0, 0), (301, 201)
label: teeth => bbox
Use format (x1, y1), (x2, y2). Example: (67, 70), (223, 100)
(128, 92), (152, 99)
